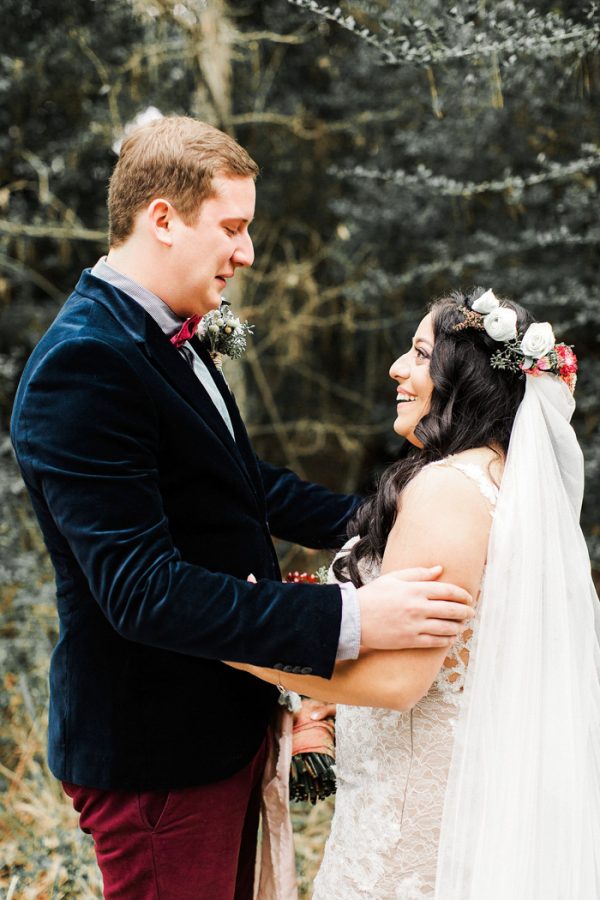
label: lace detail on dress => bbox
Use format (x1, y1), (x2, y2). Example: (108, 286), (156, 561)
(428, 458), (499, 511)
(431, 622), (473, 704)
(312, 462), (497, 899)
(429, 460), (495, 703)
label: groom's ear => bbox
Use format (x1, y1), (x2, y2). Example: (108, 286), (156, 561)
(146, 198), (175, 247)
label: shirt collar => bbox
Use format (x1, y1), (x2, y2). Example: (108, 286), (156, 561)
(91, 257), (184, 337)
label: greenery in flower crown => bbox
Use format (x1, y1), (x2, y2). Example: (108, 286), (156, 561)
(490, 335), (578, 392)
(489, 338), (526, 374)
(202, 300), (254, 360)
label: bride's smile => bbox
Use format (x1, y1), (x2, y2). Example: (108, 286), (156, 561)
(390, 312), (435, 447)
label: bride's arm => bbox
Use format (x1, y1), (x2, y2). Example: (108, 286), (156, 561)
(228, 465), (492, 710)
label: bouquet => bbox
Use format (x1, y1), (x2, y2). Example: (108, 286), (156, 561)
(284, 569), (337, 804)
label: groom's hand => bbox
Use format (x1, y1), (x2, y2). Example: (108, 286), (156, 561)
(357, 566), (474, 651)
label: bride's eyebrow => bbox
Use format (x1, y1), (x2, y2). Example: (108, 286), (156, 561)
(414, 336), (433, 349)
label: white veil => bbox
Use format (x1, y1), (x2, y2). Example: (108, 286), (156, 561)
(435, 375), (600, 898)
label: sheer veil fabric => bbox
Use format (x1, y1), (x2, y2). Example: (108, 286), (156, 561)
(435, 375), (600, 898)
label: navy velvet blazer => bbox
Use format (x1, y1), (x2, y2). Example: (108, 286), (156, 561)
(10, 270), (359, 790)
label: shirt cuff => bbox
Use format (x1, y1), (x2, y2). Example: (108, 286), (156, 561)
(335, 582), (361, 661)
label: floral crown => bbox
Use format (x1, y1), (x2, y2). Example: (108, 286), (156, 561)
(452, 289), (578, 394)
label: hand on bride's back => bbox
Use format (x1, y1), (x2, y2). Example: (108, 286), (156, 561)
(357, 566), (474, 652)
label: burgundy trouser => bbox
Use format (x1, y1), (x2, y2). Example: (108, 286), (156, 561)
(62, 739), (268, 900)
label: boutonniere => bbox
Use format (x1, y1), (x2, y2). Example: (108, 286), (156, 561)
(201, 300), (254, 371)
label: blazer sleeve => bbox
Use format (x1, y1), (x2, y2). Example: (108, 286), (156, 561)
(259, 459), (362, 550)
(12, 336), (342, 677)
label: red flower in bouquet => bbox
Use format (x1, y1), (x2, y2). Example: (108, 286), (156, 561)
(286, 571), (319, 584)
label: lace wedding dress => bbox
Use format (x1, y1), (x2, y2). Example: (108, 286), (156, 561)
(312, 461), (498, 900)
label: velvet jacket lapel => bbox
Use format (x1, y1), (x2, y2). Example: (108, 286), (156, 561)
(189, 337), (263, 491)
(78, 271), (264, 511)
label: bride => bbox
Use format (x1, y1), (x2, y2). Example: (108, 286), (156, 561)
(233, 288), (600, 898)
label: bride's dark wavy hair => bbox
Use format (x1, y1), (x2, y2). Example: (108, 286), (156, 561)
(335, 289), (534, 586)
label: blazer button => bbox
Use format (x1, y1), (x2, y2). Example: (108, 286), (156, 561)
(273, 663), (284, 670)
(300, 667), (313, 675)
(283, 665), (294, 673)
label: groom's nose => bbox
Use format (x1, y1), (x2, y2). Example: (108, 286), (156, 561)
(232, 232), (254, 268)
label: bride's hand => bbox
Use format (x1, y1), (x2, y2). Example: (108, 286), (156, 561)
(301, 699), (336, 722)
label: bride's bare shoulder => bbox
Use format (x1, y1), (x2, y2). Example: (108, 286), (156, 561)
(382, 457), (494, 590)
(399, 447), (502, 527)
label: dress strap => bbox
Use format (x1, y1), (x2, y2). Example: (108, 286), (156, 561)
(428, 459), (499, 510)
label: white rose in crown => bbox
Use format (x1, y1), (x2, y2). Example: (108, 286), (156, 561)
(520, 322), (555, 359)
(483, 307), (518, 342)
(472, 289), (500, 315)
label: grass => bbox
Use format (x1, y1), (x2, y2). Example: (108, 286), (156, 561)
(0, 680), (103, 898)
(292, 798), (335, 897)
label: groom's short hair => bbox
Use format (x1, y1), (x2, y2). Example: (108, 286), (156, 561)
(108, 115), (259, 246)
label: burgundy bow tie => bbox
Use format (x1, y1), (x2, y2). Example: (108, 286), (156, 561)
(170, 315), (202, 348)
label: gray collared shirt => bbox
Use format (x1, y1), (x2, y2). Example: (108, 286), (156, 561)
(90, 257), (360, 661)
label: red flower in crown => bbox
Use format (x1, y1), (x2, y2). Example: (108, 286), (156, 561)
(556, 344), (578, 393)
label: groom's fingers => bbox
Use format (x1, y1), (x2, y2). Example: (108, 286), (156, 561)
(412, 634), (456, 649)
(357, 571), (475, 651)
(386, 572), (472, 607)
(420, 618), (468, 637)
(422, 596), (474, 620)
(390, 565), (443, 582)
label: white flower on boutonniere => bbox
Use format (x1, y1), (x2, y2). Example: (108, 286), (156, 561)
(520, 322), (555, 360)
(483, 307), (518, 342)
(472, 289), (500, 315)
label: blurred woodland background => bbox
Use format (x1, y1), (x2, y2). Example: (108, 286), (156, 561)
(1, 0), (599, 895)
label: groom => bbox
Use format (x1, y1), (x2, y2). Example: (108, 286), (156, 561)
(10, 116), (473, 899)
